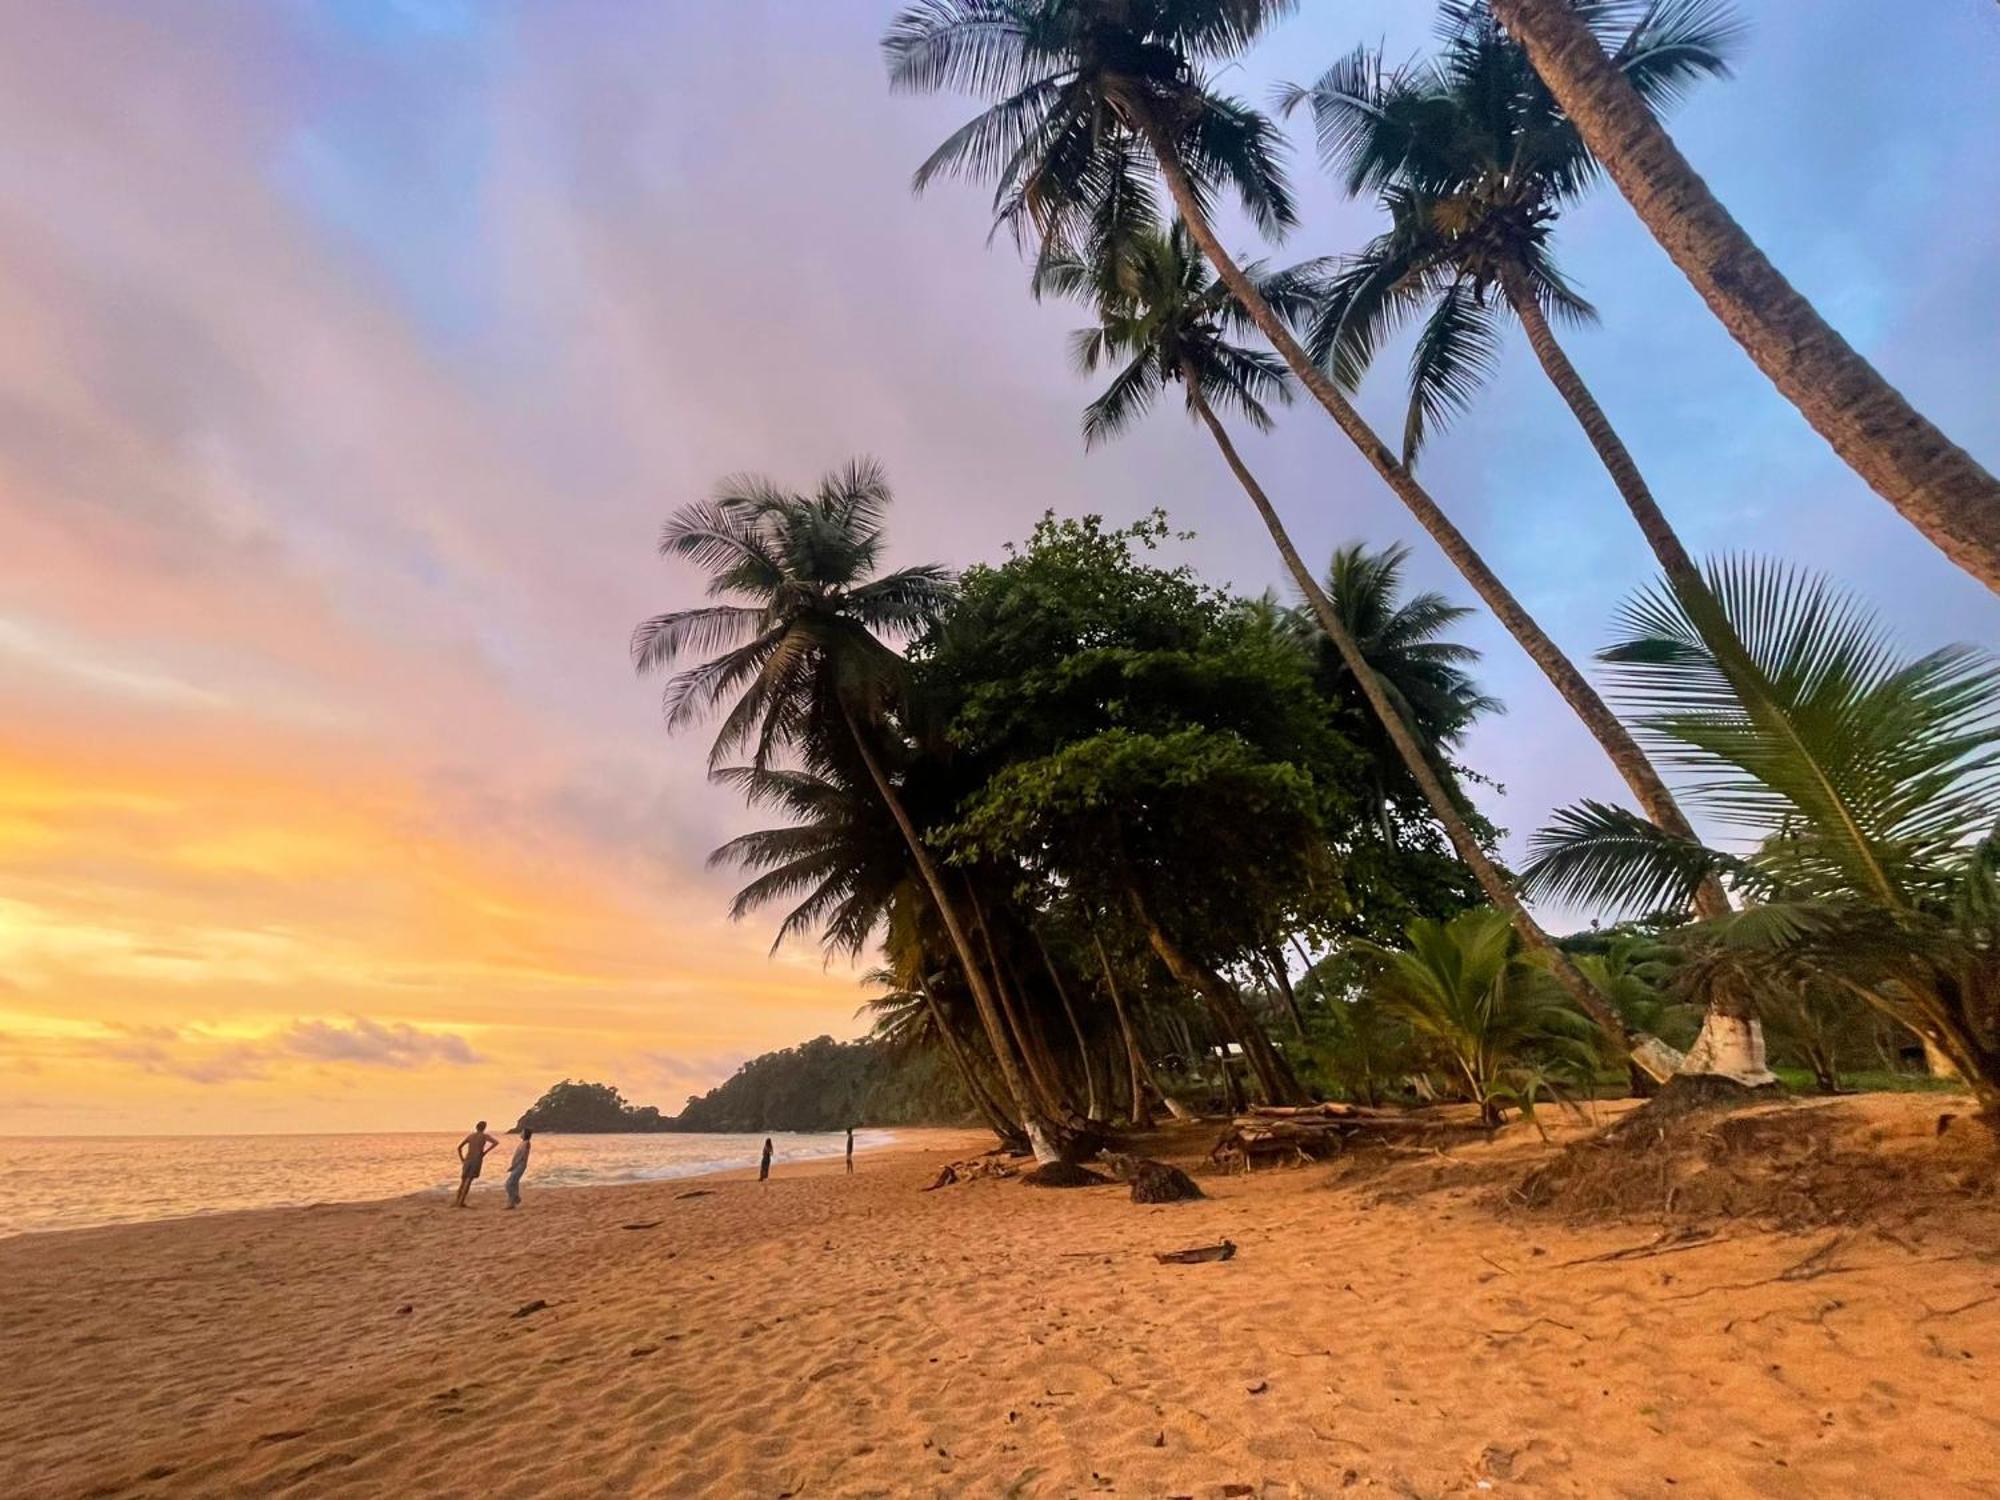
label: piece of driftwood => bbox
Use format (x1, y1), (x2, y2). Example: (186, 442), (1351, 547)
(1155, 1239), (1236, 1264)
(922, 1156), (1019, 1191)
(1208, 1104), (1455, 1173)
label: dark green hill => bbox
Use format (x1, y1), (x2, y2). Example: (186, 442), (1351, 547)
(514, 1036), (973, 1134)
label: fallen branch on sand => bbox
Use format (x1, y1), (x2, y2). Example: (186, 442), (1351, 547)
(1154, 1240), (1235, 1265)
(620, 1221), (662, 1231)
(922, 1157), (1018, 1190)
(1558, 1226), (1723, 1267)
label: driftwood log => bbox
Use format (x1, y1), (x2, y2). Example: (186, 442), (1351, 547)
(1209, 1102), (1459, 1172)
(922, 1156), (1018, 1190)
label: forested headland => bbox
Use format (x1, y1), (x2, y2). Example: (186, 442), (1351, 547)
(515, 1037), (973, 1134)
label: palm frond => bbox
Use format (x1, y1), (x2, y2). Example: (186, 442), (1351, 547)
(1401, 279), (1504, 463)
(1600, 558), (2000, 904)
(1522, 799), (1756, 913)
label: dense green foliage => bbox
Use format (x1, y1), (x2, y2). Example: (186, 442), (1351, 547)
(515, 1080), (671, 1133)
(514, 1040), (975, 1135)
(672, 1036), (975, 1133)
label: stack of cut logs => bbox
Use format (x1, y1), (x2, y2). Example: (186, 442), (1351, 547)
(1209, 1102), (1444, 1172)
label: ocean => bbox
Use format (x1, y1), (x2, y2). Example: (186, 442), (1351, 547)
(0, 1128), (891, 1240)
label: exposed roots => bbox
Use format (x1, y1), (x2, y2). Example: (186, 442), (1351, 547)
(1509, 1090), (2000, 1232)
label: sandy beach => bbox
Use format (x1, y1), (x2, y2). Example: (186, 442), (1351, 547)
(4, 1098), (1996, 1500)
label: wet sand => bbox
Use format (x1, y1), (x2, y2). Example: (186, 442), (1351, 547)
(2, 1101), (1995, 1498)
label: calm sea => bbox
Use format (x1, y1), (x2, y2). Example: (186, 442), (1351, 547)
(0, 1129), (891, 1240)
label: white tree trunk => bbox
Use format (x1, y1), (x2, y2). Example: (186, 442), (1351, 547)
(1923, 1039), (1960, 1080)
(1678, 1014), (1776, 1086)
(1024, 1118), (1061, 1165)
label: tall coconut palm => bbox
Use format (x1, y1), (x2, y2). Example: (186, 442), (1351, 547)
(1488, 0), (2000, 594)
(1282, 3), (1768, 1062)
(1033, 219), (1676, 1072)
(1296, 540), (1501, 835)
(632, 461), (1069, 1158)
(1523, 557), (2000, 1113)
(1281, 0), (1734, 588)
(883, 0), (1724, 978)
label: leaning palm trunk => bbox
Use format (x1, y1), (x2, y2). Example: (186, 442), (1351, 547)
(1094, 931), (1190, 1123)
(1181, 371), (1680, 1079)
(840, 705), (1067, 1160)
(1489, 0), (2000, 595)
(915, 971), (1028, 1148)
(972, 894), (1073, 1121)
(1129, 107), (1722, 929)
(1495, 261), (1769, 1083)
(1125, 879), (1307, 1105)
(1038, 933), (1104, 1121)
(1262, 942), (1309, 1039)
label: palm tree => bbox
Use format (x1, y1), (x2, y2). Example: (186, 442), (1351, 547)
(1281, 0), (1756, 988)
(1368, 908), (1599, 1125)
(1488, 0), (2000, 594)
(1281, 0), (1733, 590)
(1033, 219), (1676, 1073)
(1523, 557), (2000, 1114)
(1295, 541), (1501, 836)
(632, 461), (1069, 1158)
(883, 0), (1725, 973)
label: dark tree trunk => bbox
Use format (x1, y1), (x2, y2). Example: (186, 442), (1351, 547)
(1126, 880), (1306, 1106)
(840, 705), (1068, 1160)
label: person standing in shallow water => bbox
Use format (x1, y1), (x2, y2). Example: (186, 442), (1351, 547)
(845, 1126), (854, 1175)
(453, 1120), (499, 1207)
(758, 1137), (774, 1186)
(504, 1128), (533, 1209)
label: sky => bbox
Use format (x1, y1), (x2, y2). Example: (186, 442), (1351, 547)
(0, 1), (1995, 1134)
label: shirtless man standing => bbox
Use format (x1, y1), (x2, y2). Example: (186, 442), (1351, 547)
(453, 1120), (500, 1207)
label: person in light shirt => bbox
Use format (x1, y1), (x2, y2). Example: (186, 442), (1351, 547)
(503, 1128), (533, 1209)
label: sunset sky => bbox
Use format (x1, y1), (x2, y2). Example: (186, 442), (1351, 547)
(1, 1), (1995, 1134)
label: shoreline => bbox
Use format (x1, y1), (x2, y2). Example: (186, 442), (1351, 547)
(4, 1103), (1994, 1498)
(0, 1125), (918, 1246)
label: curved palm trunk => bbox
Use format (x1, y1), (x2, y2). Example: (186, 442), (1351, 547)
(1125, 878), (1306, 1105)
(1262, 942), (1309, 1039)
(1130, 105), (1727, 903)
(840, 705), (1067, 1160)
(916, 970), (1027, 1149)
(1094, 931), (1190, 1123)
(1037, 932), (1104, 1121)
(1490, 0), (2000, 595)
(972, 893), (1072, 1120)
(1182, 373), (1681, 1079)
(1498, 261), (1703, 593)
(1497, 262), (1773, 1084)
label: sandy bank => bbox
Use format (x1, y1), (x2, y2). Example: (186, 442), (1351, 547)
(2, 1103), (1995, 1498)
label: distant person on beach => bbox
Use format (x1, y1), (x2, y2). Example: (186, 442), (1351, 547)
(759, 1137), (774, 1185)
(453, 1120), (499, 1207)
(504, 1128), (533, 1209)
(845, 1126), (854, 1175)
